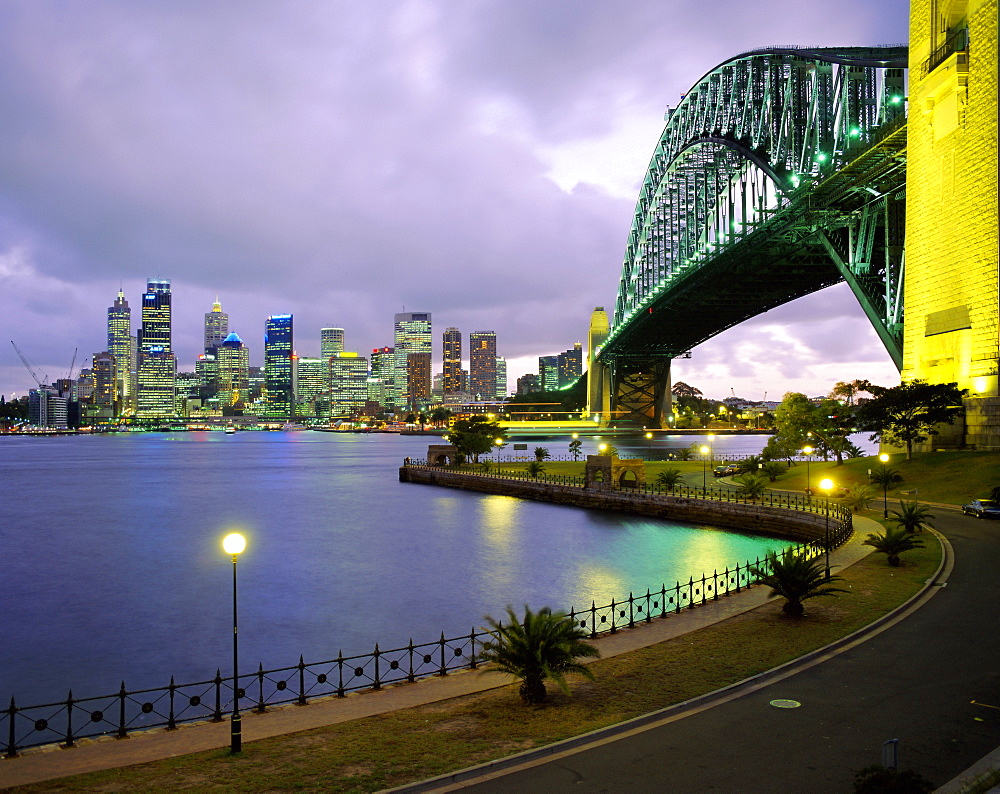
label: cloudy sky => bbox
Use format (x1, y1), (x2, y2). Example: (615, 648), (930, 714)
(0, 0), (910, 401)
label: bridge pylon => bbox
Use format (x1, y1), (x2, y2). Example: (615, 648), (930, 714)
(608, 357), (672, 429)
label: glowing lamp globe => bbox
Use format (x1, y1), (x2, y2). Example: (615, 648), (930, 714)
(819, 478), (834, 492)
(803, 446), (813, 455)
(879, 453), (890, 463)
(223, 533), (246, 555)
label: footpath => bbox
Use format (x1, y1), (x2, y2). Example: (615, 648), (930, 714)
(2, 514), (985, 792)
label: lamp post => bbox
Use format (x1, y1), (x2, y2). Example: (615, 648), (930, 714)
(819, 479), (833, 580)
(879, 453), (890, 519)
(222, 532), (246, 754)
(802, 445), (813, 500)
(700, 445), (709, 496)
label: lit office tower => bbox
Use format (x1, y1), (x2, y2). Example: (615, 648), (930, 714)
(368, 346), (394, 407)
(195, 353), (219, 396)
(91, 352), (117, 412)
(495, 356), (507, 399)
(107, 290), (133, 413)
(136, 279), (176, 418)
(294, 356), (327, 416)
(557, 343), (583, 387)
(406, 352), (432, 410)
(442, 327), (462, 395)
(538, 355), (559, 391)
(469, 331), (497, 400)
(204, 297), (229, 354)
(320, 328), (345, 360)
(264, 315), (294, 418)
(393, 312), (431, 409)
(216, 333), (249, 408)
(330, 352), (370, 414)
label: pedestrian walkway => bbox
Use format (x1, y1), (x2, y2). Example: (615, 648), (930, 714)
(0, 521), (881, 790)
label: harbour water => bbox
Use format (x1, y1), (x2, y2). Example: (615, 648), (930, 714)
(0, 431), (800, 706)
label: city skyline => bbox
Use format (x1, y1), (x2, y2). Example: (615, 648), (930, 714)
(0, 0), (909, 400)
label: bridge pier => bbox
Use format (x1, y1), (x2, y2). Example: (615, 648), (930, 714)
(609, 358), (672, 429)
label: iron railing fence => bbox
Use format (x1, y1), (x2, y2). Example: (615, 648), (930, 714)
(3, 472), (851, 757)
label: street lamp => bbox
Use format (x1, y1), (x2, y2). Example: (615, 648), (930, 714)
(818, 479), (833, 580)
(222, 532), (246, 754)
(802, 445), (813, 499)
(700, 445), (710, 496)
(879, 453), (890, 519)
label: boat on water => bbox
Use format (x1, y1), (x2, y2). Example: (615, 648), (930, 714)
(224, 427), (237, 434)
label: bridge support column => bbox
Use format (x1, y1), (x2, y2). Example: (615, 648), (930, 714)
(609, 358), (672, 429)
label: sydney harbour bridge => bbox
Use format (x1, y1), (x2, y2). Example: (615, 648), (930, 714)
(590, 46), (910, 428)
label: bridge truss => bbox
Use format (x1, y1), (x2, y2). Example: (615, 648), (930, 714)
(598, 47), (908, 427)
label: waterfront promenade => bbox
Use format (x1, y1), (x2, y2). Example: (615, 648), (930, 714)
(0, 525), (878, 789)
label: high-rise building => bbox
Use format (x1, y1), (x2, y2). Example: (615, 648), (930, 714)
(393, 313), (432, 409)
(28, 387), (68, 428)
(557, 343), (583, 387)
(136, 279), (176, 418)
(329, 352), (370, 414)
(321, 328), (345, 360)
(538, 355), (559, 391)
(517, 373), (539, 394)
(204, 297), (229, 354)
(406, 351), (432, 410)
(195, 353), (219, 396)
(264, 315), (294, 418)
(442, 327), (462, 395)
(294, 356), (327, 416)
(368, 347), (394, 407)
(107, 290), (133, 414)
(469, 331), (497, 400)
(216, 333), (249, 408)
(495, 356), (507, 400)
(91, 352), (117, 411)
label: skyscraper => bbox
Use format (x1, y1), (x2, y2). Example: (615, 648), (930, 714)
(216, 333), (249, 408)
(406, 352), (432, 410)
(538, 355), (559, 391)
(393, 312), (431, 410)
(330, 352), (370, 415)
(495, 356), (507, 400)
(136, 279), (176, 418)
(368, 347), (394, 408)
(91, 352), (117, 412)
(320, 328), (345, 360)
(442, 327), (462, 395)
(469, 331), (497, 399)
(264, 315), (294, 418)
(294, 356), (327, 416)
(557, 343), (583, 387)
(204, 297), (229, 353)
(107, 290), (133, 415)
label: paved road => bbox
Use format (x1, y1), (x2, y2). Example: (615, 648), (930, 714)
(446, 508), (1000, 793)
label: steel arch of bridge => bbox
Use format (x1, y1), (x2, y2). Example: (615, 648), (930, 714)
(598, 46), (908, 427)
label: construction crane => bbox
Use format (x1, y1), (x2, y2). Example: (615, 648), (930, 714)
(66, 347), (78, 382)
(10, 341), (47, 388)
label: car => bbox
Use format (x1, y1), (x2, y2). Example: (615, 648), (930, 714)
(713, 464), (739, 478)
(962, 499), (1000, 518)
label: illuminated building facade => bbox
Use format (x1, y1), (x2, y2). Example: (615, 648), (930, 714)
(330, 352), (370, 414)
(321, 328), (345, 360)
(538, 355), (559, 391)
(905, 0), (999, 448)
(294, 356), (327, 416)
(406, 351), (432, 410)
(204, 297), (229, 354)
(442, 327), (463, 396)
(469, 331), (497, 400)
(136, 279), (176, 418)
(91, 352), (117, 411)
(264, 314), (294, 418)
(368, 346), (394, 407)
(107, 290), (133, 415)
(216, 333), (249, 408)
(495, 356), (507, 399)
(393, 312), (431, 409)
(557, 343), (583, 387)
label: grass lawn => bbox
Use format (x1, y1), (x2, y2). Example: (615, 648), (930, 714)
(28, 534), (940, 793)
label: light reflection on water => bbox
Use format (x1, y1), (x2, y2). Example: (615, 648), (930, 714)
(0, 432), (790, 705)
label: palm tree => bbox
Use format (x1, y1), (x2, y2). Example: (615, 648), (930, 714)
(888, 500), (935, 533)
(843, 485), (876, 513)
(478, 606), (599, 704)
(526, 460), (546, 478)
(534, 446), (550, 461)
(655, 468), (684, 492)
(735, 472), (768, 500)
(750, 549), (848, 617)
(863, 526), (926, 566)
(870, 466), (904, 489)
(479, 459), (494, 474)
(760, 461), (785, 482)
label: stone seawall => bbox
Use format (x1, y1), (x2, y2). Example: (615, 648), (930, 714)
(399, 467), (839, 543)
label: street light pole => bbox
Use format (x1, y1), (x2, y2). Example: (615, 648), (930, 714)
(222, 532), (247, 754)
(802, 445), (813, 500)
(879, 453), (890, 519)
(819, 479), (833, 580)
(700, 445), (709, 497)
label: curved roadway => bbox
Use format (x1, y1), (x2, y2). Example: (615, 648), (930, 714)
(433, 507), (1000, 792)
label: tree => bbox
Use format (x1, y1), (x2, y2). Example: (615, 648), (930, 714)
(764, 392), (856, 465)
(856, 380), (967, 460)
(888, 500), (936, 533)
(534, 446), (550, 461)
(599, 443), (619, 458)
(870, 467), (904, 489)
(735, 472), (768, 500)
(478, 605), (599, 704)
(760, 461), (785, 482)
(829, 379), (871, 406)
(568, 439), (582, 460)
(526, 460), (546, 478)
(671, 381), (702, 398)
(655, 468), (684, 492)
(843, 485), (876, 512)
(446, 416), (507, 463)
(863, 525), (926, 566)
(737, 455), (763, 474)
(750, 549), (848, 617)
(429, 407), (452, 427)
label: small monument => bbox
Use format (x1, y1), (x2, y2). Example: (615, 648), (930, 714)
(584, 454), (646, 490)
